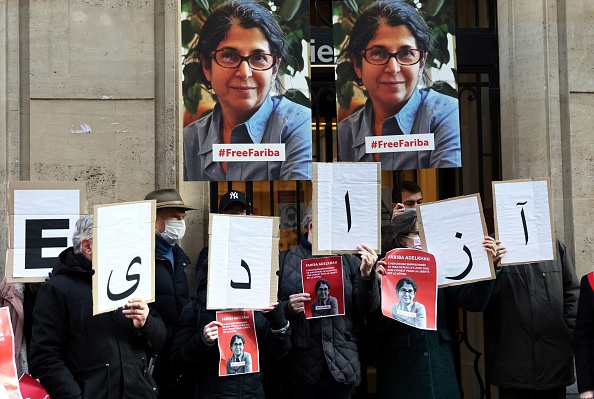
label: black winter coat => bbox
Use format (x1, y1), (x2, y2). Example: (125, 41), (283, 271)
(575, 273), (594, 393)
(169, 269), (291, 399)
(484, 239), (579, 389)
(28, 247), (166, 399)
(277, 236), (379, 388)
(150, 240), (191, 397)
(368, 280), (494, 399)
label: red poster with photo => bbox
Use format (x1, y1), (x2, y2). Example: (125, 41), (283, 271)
(216, 310), (259, 377)
(301, 256), (345, 319)
(0, 307), (23, 399)
(380, 249), (438, 330)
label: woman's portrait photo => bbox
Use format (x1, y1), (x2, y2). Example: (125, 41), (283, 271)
(391, 276), (427, 328)
(225, 333), (253, 375)
(182, 0), (312, 181)
(333, 0), (461, 171)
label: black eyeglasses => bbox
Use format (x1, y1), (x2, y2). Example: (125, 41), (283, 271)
(211, 50), (276, 71)
(398, 288), (415, 294)
(361, 48), (423, 66)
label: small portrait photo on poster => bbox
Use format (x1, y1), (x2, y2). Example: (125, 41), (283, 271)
(301, 256), (346, 319)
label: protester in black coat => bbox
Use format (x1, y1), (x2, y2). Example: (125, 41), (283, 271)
(169, 266), (291, 399)
(28, 216), (166, 399)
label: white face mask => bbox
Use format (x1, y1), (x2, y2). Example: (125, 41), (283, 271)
(161, 219), (186, 245)
(404, 235), (422, 250)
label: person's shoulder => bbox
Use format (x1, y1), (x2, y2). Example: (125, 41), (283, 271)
(338, 103), (367, 129)
(272, 96), (310, 119)
(420, 88), (458, 112)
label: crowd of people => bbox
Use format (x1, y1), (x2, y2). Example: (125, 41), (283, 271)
(4, 183), (586, 399)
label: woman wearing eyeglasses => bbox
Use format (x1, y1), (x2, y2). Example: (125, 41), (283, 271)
(391, 277), (426, 328)
(369, 212), (501, 398)
(337, 0), (461, 170)
(183, 0), (311, 181)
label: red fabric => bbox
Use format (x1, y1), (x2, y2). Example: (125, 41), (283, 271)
(0, 277), (24, 369)
(587, 272), (594, 291)
(18, 374), (49, 399)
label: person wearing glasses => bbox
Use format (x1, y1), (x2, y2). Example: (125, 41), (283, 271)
(391, 277), (426, 328)
(183, 0), (312, 181)
(226, 334), (253, 374)
(337, 0), (461, 170)
(311, 279), (339, 317)
(368, 212), (501, 398)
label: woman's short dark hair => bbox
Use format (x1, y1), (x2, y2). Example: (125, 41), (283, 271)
(396, 276), (418, 293)
(194, 0), (286, 89)
(382, 211), (418, 251)
(230, 333), (246, 348)
(343, 0), (432, 85)
(315, 279), (331, 291)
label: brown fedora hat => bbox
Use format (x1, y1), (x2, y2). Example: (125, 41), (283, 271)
(144, 188), (196, 211)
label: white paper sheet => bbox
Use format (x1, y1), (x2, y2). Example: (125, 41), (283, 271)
(207, 214), (279, 309)
(493, 179), (554, 265)
(313, 162), (380, 253)
(93, 201), (155, 315)
(419, 195), (493, 287)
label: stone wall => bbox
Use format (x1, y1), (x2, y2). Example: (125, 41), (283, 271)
(0, 0), (209, 279)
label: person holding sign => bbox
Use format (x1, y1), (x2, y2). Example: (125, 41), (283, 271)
(368, 212), (499, 399)
(391, 277), (426, 328)
(483, 238), (579, 399)
(170, 212), (290, 399)
(183, 0), (312, 181)
(144, 188), (195, 399)
(337, 0), (461, 170)
(276, 204), (380, 398)
(28, 215), (166, 399)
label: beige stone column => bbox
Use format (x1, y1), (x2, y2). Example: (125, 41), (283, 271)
(497, 0), (594, 278)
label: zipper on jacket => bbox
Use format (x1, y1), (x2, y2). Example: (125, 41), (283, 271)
(542, 272), (551, 302)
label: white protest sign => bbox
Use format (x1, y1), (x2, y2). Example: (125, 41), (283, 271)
(92, 201), (155, 315)
(493, 178), (555, 265)
(6, 181), (87, 282)
(312, 162), (381, 255)
(418, 194), (494, 287)
(207, 214), (279, 310)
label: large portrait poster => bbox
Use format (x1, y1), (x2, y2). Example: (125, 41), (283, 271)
(216, 310), (259, 377)
(6, 181), (87, 283)
(181, 0), (312, 181)
(331, 0), (461, 171)
(301, 256), (345, 319)
(380, 248), (437, 330)
(492, 178), (556, 265)
(418, 194), (494, 287)
(92, 201), (155, 315)
(207, 214), (279, 310)
(312, 162), (381, 255)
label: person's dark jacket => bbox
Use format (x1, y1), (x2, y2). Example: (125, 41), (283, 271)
(169, 268), (291, 399)
(277, 235), (380, 388)
(150, 238), (191, 398)
(368, 281), (494, 399)
(484, 239), (579, 390)
(28, 247), (166, 399)
(575, 273), (594, 394)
